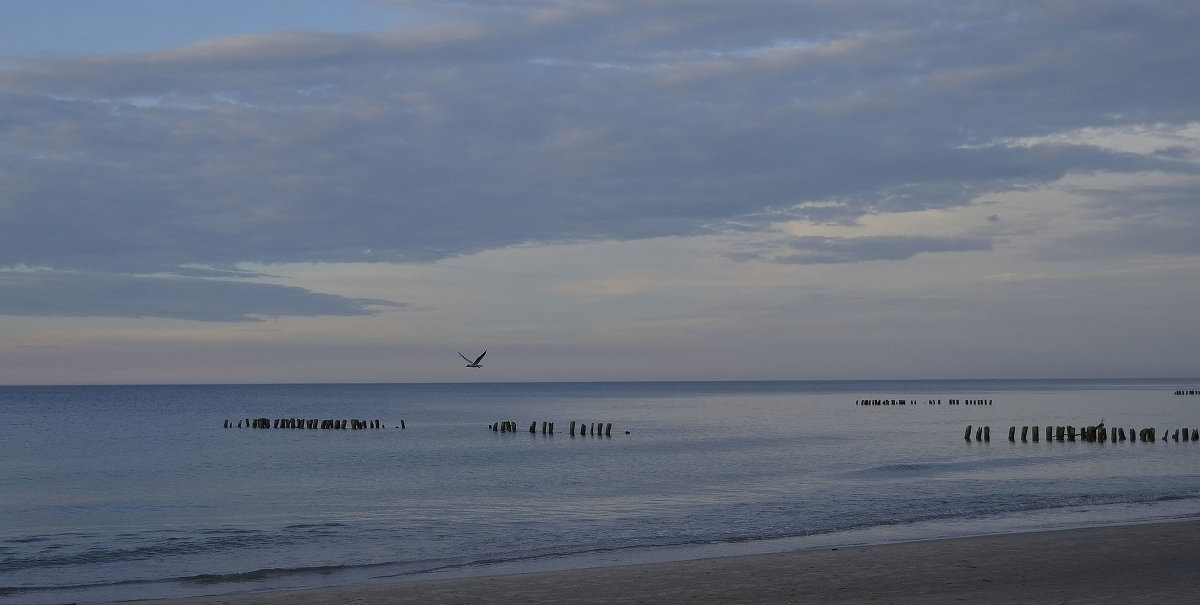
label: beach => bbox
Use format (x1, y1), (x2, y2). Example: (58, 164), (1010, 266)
(119, 519), (1199, 604)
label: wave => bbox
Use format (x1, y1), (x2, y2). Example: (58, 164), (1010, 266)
(7, 491), (1198, 603)
(0, 527), (290, 573)
(847, 456), (1060, 477)
(182, 562), (378, 585)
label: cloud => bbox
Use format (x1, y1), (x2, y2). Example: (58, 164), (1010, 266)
(0, 270), (402, 322)
(1, 1), (1198, 321)
(773, 235), (991, 265)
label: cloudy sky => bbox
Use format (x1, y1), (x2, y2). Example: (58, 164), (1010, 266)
(2, 1), (1198, 384)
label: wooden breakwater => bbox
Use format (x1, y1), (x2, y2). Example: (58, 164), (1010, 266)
(857, 398), (992, 405)
(963, 424), (1200, 443)
(490, 420), (620, 436)
(224, 418), (404, 429)
(1176, 389), (1200, 395)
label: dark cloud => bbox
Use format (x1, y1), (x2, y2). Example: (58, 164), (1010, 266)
(772, 235), (992, 265)
(1, 1), (1198, 318)
(0, 271), (402, 322)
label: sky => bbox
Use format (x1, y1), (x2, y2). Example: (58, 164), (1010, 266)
(1, 1), (1198, 384)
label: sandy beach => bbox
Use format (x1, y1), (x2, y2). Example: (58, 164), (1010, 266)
(117, 519), (1199, 604)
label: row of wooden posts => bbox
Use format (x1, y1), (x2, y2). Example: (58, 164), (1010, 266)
(1175, 390), (1200, 395)
(224, 418), (406, 429)
(857, 398), (993, 405)
(490, 420), (616, 436)
(964, 424), (1200, 443)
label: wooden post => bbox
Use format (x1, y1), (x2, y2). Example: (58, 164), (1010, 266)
(549, 422), (554, 435)
(1032, 425), (1039, 442)
(1008, 426), (1016, 441)
(983, 426), (990, 442)
(1021, 426), (1028, 442)
(965, 425), (973, 441)
(605, 422), (612, 437)
(570, 420), (576, 436)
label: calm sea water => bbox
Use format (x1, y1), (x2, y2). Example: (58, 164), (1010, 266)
(3, 379), (1200, 604)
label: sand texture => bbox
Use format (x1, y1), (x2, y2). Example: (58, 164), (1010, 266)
(119, 520), (1200, 604)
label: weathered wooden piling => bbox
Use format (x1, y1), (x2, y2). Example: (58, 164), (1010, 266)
(1021, 426), (1028, 442)
(569, 420), (576, 436)
(1008, 426), (1016, 441)
(964, 425), (973, 441)
(605, 422), (613, 437)
(1032, 425), (1039, 442)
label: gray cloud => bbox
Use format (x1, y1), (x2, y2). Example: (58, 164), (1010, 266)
(1, 1), (1198, 319)
(0, 271), (402, 322)
(773, 235), (992, 265)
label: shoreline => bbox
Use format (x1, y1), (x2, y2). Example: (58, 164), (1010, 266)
(115, 519), (1200, 604)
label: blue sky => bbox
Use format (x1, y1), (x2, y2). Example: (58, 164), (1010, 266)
(2, 1), (1199, 384)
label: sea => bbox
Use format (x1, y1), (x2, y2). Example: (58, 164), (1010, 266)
(3, 379), (1199, 604)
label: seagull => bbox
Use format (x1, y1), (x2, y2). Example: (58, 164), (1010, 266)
(459, 350), (487, 368)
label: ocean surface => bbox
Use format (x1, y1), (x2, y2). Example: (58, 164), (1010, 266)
(3, 379), (1200, 604)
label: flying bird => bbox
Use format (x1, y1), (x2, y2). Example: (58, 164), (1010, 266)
(459, 350), (487, 368)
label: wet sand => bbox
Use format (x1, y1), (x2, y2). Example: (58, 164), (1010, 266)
(119, 519), (1199, 604)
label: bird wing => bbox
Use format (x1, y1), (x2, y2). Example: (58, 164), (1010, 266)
(473, 350), (487, 364)
(459, 352), (472, 363)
